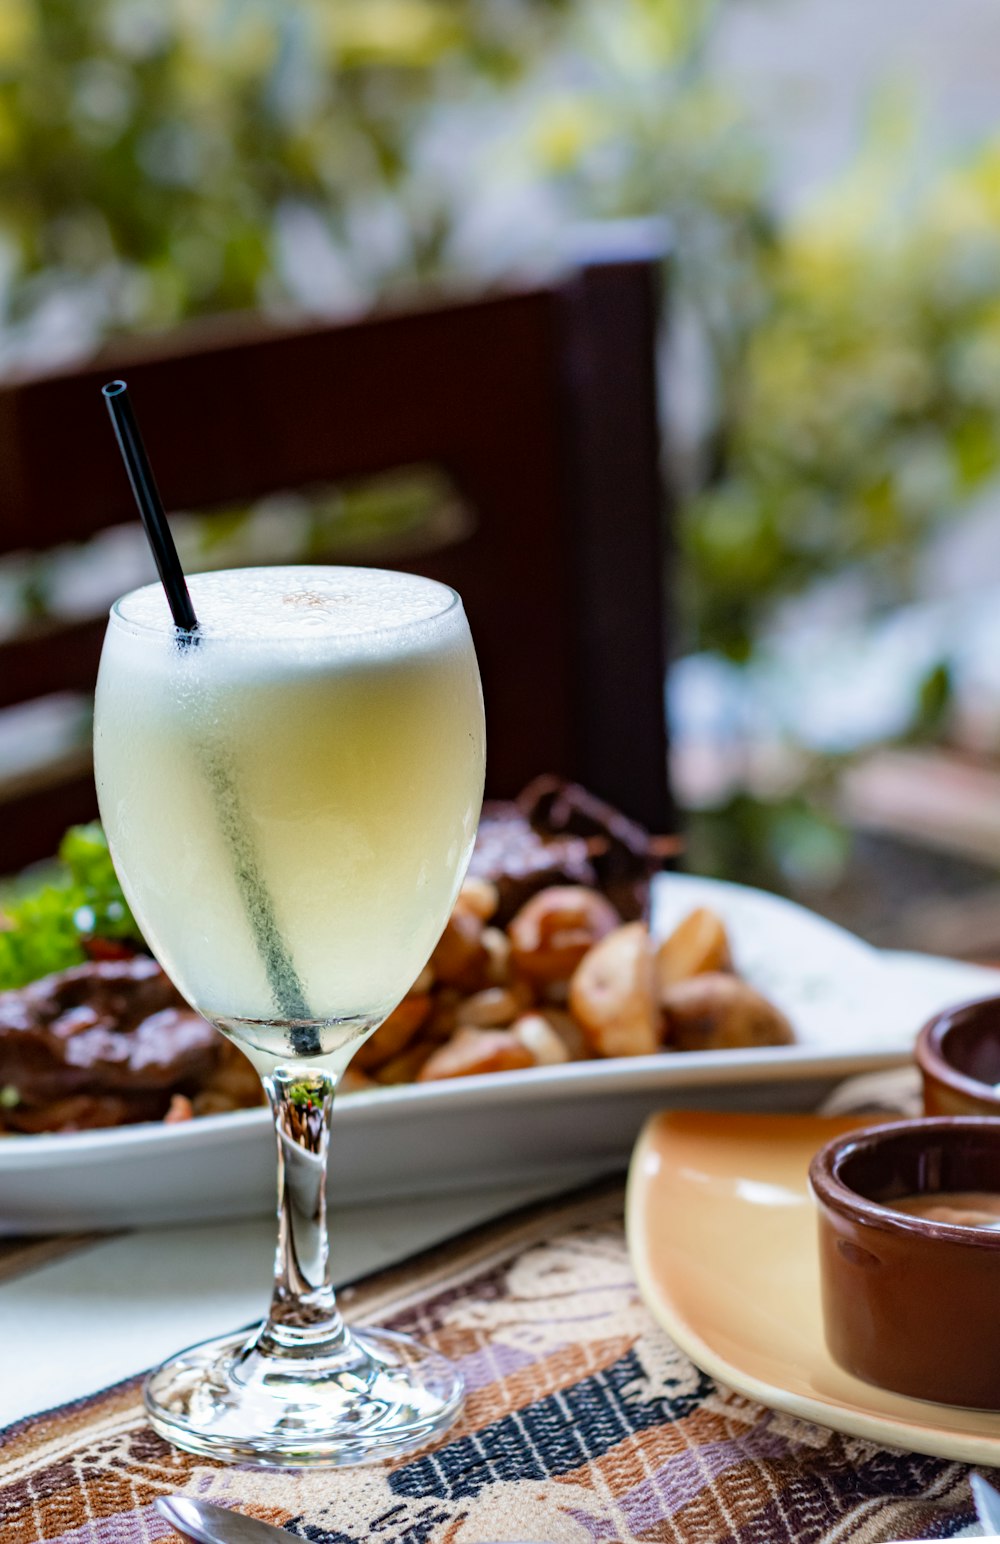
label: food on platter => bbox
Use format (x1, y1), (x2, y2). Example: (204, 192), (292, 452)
(662, 973), (794, 1052)
(568, 922), (660, 1059)
(467, 774), (678, 925)
(0, 781), (793, 1133)
(655, 906), (732, 990)
(0, 887), (793, 1130)
(0, 956), (261, 1132)
(416, 1025), (537, 1082)
(318, 876), (796, 1093)
(508, 886), (620, 985)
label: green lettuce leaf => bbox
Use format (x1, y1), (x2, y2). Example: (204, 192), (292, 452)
(0, 825), (142, 990)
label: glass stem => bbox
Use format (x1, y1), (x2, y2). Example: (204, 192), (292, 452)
(255, 1065), (348, 1361)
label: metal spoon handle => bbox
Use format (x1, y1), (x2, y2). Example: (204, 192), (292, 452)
(973, 1474), (1000, 1535)
(156, 1493), (560, 1544)
(155, 1496), (294, 1543)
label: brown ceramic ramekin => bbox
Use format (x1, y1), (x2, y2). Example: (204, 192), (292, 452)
(809, 1117), (1000, 1409)
(916, 997), (1000, 1117)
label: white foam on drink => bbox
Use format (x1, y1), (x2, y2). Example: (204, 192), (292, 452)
(117, 566), (456, 641)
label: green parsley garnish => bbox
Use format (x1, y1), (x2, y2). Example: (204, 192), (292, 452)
(0, 824), (142, 990)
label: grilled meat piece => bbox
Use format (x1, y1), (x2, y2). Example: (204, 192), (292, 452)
(468, 776), (675, 926)
(467, 805), (597, 926)
(0, 958), (222, 1130)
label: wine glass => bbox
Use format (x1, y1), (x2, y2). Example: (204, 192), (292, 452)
(94, 564), (485, 1466)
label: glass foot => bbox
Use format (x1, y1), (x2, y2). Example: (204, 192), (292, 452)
(144, 1324), (464, 1467)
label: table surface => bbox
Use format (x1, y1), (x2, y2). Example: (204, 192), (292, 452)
(1, 1059), (993, 1543)
(0, 1172), (601, 1430)
(3, 1167), (989, 1544)
(2, 951), (999, 1544)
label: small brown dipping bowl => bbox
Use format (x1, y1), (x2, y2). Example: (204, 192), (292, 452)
(809, 1118), (1000, 1409)
(917, 997), (1000, 1116)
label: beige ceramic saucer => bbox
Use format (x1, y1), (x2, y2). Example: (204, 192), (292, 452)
(626, 1110), (1000, 1464)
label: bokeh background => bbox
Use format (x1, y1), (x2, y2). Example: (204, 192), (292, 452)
(6, 0), (1000, 957)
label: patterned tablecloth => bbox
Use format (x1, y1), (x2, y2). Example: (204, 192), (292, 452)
(0, 1178), (987, 1544)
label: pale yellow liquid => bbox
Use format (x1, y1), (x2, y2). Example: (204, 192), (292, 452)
(94, 567), (485, 1069)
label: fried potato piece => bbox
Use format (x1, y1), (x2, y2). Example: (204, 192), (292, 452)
(192, 1090), (240, 1116)
(567, 922), (660, 1058)
(430, 908), (488, 991)
(509, 886), (620, 986)
(662, 973), (794, 1052)
(423, 988), (463, 1043)
(352, 994), (432, 1071)
(339, 1065), (376, 1094)
(164, 1093), (194, 1123)
(536, 1007), (591, 1061)
(417, 1026), (535, 1081)
(481, 926), (513, 986)
(374, 1039), (436, 1085)
(410, 964), (435, 995)
(511, 1012), (572, 1066)
(655, 907), (732, 994)
(200, 1038), (265, 1110)
(455, 878), (500, 922)
(458, 985), (532, 1028)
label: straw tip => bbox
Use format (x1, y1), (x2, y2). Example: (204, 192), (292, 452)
(102, 380), (128, 399)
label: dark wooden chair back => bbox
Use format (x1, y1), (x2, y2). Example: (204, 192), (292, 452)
(0, 247), (672, 872)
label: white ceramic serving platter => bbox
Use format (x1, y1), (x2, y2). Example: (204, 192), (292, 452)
(1, 874), (996, 1233)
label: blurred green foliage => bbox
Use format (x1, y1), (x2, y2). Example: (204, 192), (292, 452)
(685, 789), (853, 897)
(0, 823), (139, 987)
(690, 125), (1000, 658)
(0, 0), (572, 332)
(0, 0), (764, 383)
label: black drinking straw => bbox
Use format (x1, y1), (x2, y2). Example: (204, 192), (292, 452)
(102, 380), (199, 638)
(100, 378), (318, 1048)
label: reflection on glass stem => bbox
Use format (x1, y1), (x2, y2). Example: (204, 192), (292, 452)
(256, 1067), (348, 1355)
